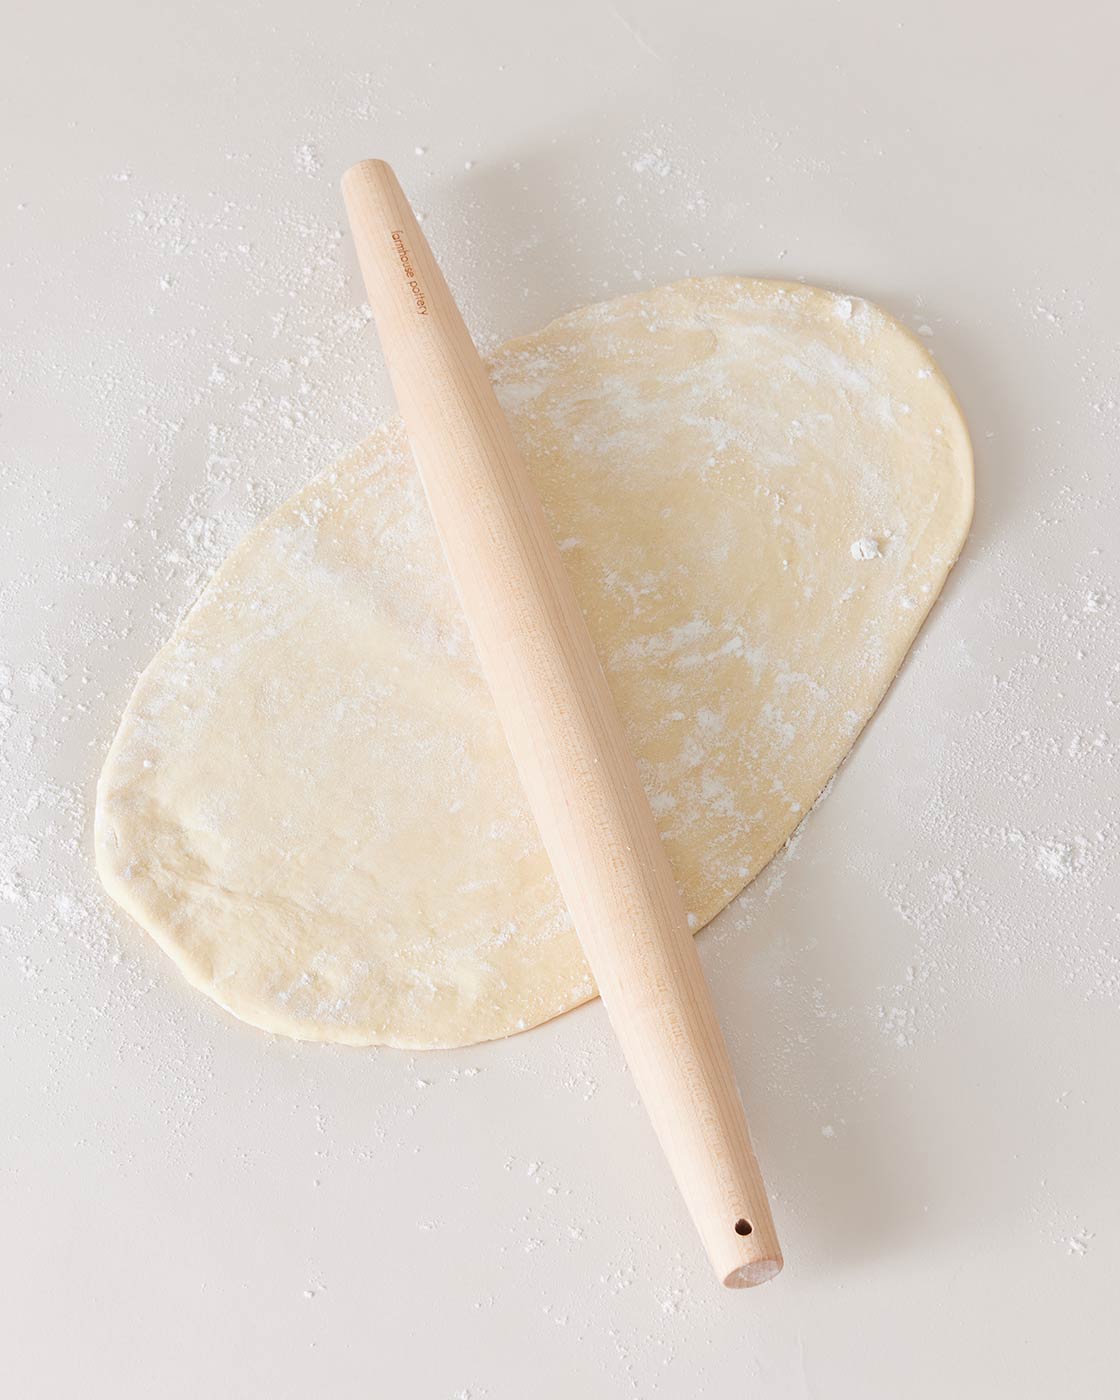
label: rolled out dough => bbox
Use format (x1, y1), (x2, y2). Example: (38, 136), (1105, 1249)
(95, 277), (973, 1049)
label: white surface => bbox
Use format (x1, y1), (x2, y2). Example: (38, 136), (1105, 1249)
(3, 2), (1118, 1395)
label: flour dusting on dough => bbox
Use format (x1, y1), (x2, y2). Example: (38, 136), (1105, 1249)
(95, 277), (973, 1048)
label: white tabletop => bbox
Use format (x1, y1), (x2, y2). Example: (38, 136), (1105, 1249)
(4, 2), (1118, 1395)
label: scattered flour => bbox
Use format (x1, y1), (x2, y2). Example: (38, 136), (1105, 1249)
(294, 142), (323, 176)
(2, 99), (1118, 1387)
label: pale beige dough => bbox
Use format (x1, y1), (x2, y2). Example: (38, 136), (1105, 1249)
(95, 277), (973, 1048)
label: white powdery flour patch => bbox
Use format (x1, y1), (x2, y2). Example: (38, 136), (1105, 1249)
(1031, 836), (1097, 881)
(294, 142), (323, 176)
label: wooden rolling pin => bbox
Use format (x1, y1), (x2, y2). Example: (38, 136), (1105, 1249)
(341, 159), (782, 1288)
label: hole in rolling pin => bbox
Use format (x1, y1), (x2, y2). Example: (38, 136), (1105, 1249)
(734, 1218), (753, 1236)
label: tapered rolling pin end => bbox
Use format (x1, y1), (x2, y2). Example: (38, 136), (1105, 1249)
(341, 158), (784, 1290)
(342, 157), (392, 193)
(727, 1254), (784, 1290)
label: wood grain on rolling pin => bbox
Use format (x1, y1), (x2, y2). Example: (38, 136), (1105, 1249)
(342, 159), (781, 1287)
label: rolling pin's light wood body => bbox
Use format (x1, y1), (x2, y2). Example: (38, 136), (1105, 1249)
(341, 159), (782, 1288)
